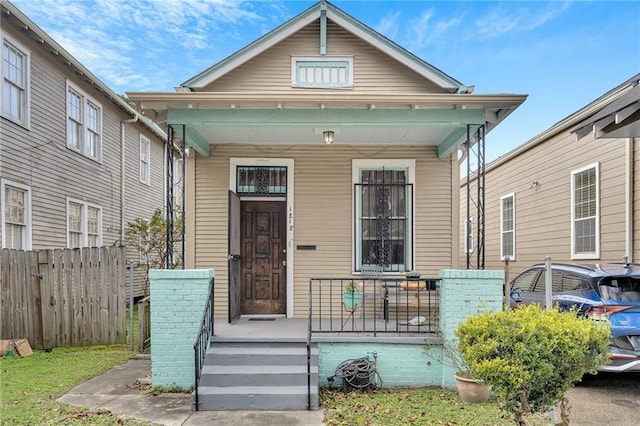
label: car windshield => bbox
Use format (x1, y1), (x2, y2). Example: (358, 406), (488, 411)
(598, 277), (640, 302)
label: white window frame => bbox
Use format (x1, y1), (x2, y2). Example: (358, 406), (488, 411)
(500, 193), (516, 261)
(0, 179), (32, 249)
(140, 135), (150, 185)
(464, 217), (474, 254)
(352, 159), (415, 274)
(1, 32), (30, 127)
(571, 163), (599, 259)
(66, 80), (102, 162)
(291, 56), (353, 88)
(66, 197), (103, 248)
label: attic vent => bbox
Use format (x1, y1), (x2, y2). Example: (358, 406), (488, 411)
(291, 56), (353, 88)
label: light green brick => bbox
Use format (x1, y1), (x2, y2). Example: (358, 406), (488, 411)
(149, 268), (214, 389)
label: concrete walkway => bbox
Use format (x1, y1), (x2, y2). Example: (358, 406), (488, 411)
(57, 355), (325, 426)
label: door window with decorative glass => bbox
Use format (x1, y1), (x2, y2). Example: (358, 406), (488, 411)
(1, 180), (31, 249)
(66, 82), (102, 161)
(353, 160), (414, 273)
(571, 164), (599, 258)
(2, 33), (30, 126)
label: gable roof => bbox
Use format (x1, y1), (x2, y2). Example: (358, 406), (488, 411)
(181, 0), (465, 92)
(475, 73), (640, 177)
(128, 1), (526, 158)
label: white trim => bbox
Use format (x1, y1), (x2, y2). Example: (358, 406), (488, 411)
(326, 9), (457, 89)
(65, 80), (103, 162)
(1, 31), (31, 128)
(139, 134), (151, 185)
(571, 162), (600, 259)
(351, 159), (416, 274)
(291, 55), (354, 88)
(66, 197), (103, 248)
(0, 179), (32, 249)
(229, 157), (295, 318)
(500, 192), (516, 261)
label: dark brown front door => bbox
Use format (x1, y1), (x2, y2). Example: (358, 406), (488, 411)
(240, 201), (286, 315)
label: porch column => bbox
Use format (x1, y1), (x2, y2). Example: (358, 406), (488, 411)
(149, 268), (215, 388)
(439, 269), (503, 387)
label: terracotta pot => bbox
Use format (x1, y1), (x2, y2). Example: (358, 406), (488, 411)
(454, 372), (492, 403)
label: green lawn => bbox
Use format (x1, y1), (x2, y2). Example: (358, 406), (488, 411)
(321, 388), (553, 426)
(0, 345), (151, 425)
(1, 305), (552, 426)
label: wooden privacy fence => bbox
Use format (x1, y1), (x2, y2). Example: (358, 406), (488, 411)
(0, 246), (127, 350)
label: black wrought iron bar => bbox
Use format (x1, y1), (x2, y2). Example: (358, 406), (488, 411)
(308, 277), (440, 335)
(193, 277), (215, 411)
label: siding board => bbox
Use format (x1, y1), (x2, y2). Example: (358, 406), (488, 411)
(193, 144), (452, 317)
(203, 20), (445, 94)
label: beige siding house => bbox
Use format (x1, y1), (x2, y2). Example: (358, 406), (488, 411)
(0, 1), (172, 297)
(129, 0), (526, 320)
(461, 73), (640, 279)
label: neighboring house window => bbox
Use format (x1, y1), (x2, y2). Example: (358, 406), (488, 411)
(140, 135), (150, 185)
(571, 163), (599, 259)
(500, 193), (515, 260)
(0, 179), (32, 249)
(464, 218), (473, 254)
(291, 56), (353, 88)
(353, 159), (414, 273)
(67, 198), (102, 248)
(1, 32), (30, 127)
(66, 81), (102, 161)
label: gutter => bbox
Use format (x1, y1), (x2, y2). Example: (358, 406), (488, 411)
(121, 113), (139, 243)
(626, 137), (634, 262)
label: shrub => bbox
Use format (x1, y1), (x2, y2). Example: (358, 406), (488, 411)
(455, 304), (610, 426)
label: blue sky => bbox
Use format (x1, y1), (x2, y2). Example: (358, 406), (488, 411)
(12, 0), (640, 163)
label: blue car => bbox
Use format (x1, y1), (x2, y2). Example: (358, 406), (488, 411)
(509, 262), (640, 373)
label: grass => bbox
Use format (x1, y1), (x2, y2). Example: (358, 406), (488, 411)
(321, 388), (553, 426)
(0, 345), (151, 425)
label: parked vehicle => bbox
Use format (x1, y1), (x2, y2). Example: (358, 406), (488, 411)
(509, 262), (640, 373)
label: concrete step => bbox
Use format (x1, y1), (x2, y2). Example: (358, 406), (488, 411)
(197, 385), (318, 411)
(199, 364), (319, 387)
(206, 343), (318, 366)
(197, 341), (319, 411)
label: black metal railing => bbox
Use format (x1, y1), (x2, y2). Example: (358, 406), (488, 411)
(308, 277), (440, 337)
(193, 277), (215, 411)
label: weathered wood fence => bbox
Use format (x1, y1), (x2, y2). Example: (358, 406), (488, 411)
(0, 246), (127, 349)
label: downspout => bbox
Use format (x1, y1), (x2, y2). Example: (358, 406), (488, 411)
(121, 113), (139, 243)
(625, 137), (634, 262)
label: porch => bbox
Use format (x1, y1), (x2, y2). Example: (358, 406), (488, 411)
(148, 268), (505, 412)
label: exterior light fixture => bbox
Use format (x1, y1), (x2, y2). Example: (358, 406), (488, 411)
(323, 130), (334, 144)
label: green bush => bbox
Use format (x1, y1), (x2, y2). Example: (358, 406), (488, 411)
(455, 304), (610, 426)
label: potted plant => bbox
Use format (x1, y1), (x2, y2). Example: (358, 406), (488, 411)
(439, 339), (492, 403)
(455, 304), (610, 425)
(343, 281), (363, 310)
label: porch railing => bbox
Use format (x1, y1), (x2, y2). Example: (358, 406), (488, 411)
(193, 276), (215, 411)
(307, 277), (440, 337)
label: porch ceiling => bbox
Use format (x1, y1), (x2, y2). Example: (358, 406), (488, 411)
(127, 91), (527, 157)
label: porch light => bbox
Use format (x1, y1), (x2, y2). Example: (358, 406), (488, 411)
(323, 130), (334, 144)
